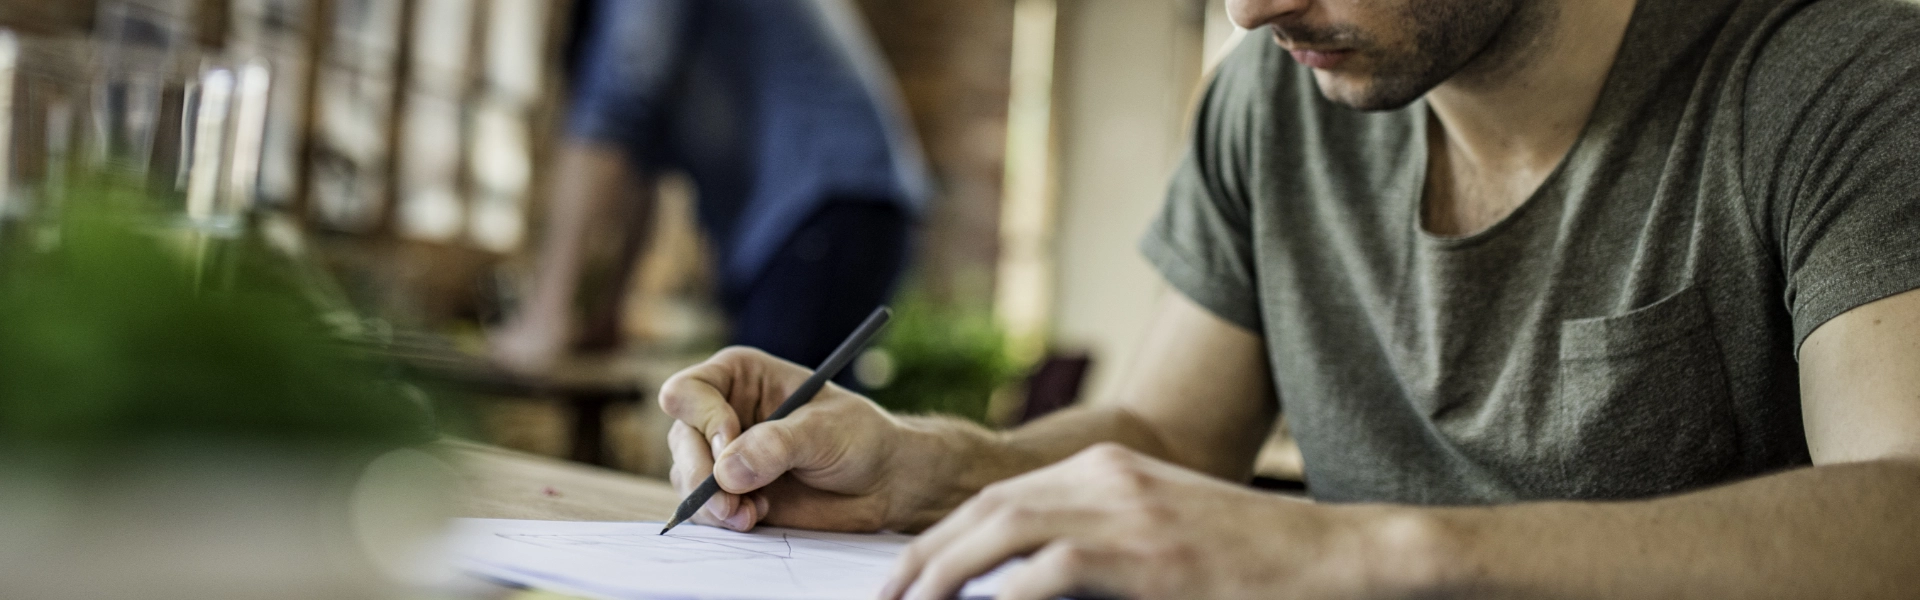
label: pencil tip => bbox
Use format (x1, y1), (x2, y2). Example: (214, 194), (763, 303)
(659, 519), (681, 535)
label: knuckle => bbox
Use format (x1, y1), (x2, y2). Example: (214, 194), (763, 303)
(1115, 467), (1155, 495)
(919, 558), (970, 590)
(1135, 497), (1177, 525)
(896, 544), (926, 569)
(974, 482), (1013, 509)
(1131, 538), (1191, 568)
(1072, 450), (1153, 492)
(1086, 442), (1131, 461)
(1087, 463), (1139, 489)
(1049, 542), (1090, 573)
(757, 425), (795, 457)
(669, 457), (695, 479)
(669, 420), (695, 441)
(917, 560), (953, 586)
(712, 345), (764, 365)
(999, 504), (1040, 528)
(976, 509), (1035, 546)
(657, 386), (690, 415)
(1080, 443), (1136, 472)
(658, 385), (717, 422)
(668, 425), (705, 458)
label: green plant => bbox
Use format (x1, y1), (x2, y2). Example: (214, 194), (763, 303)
(864, 295), (1021, 424)
(0, 180), (430, 456)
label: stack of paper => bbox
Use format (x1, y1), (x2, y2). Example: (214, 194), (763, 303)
(450, 519), (1004, 600)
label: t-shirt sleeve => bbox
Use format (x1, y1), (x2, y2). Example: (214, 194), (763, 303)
(1139, 42), (1267, 332)
(1745, 3), (1920, 351)
(565, 0), (692, 150)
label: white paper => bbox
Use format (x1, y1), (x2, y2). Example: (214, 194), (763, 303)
(449, 518), (1005, 600)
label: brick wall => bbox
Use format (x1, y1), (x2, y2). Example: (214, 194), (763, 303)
(855, 0), (1014, 307)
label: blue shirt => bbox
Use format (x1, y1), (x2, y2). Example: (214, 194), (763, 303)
(567, 0), (931, 291)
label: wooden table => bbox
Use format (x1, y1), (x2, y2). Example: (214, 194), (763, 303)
(443, 439), (681, 522)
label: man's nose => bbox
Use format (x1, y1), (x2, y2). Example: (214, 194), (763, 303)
(1225, 0), (1314, 30)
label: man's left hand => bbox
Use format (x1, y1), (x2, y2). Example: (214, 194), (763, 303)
(879, 443), (1439, 600)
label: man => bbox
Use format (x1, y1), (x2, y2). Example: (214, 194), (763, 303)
(660, 0), (1920, 597)
(491, 0), (928, 375)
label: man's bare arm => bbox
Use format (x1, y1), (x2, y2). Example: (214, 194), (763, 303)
(491, 142), (652, 372)
(989, 291), (1278, 482)
(1414, 288), (1920, 597)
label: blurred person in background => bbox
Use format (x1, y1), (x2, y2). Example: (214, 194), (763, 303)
(491, 0), (929, 375)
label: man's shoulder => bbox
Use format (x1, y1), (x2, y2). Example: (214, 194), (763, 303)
(1729, 0), (1920, 263)
(1768, 0), (1920, 40)
(1743, 0), (1920, 94)
(1737, 0), (1920, 175)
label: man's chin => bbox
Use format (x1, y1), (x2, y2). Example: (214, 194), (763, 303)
(1311, 72), (1428, 112)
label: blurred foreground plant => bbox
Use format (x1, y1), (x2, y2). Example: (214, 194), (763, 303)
(0, 178), (430, 456)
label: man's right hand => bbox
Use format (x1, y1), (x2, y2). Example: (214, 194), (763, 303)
(658, 347), (937, 533)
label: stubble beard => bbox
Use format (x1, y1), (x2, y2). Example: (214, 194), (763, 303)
(1302, 0), (1556, 111)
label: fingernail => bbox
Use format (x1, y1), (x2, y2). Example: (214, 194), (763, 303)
(754, 495), (770, 518)
(711, 433), (730, 457)
(724, 507), (753, 531)
(717, 454), (760, 486)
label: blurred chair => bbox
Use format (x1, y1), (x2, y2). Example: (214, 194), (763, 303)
(1017, 352), (1091, 425)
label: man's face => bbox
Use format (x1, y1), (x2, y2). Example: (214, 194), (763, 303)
(1227, 0), (1525, 111)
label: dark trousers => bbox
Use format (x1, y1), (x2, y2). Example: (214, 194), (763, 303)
(723, 202), (912, 386)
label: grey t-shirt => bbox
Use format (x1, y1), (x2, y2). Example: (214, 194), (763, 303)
(1142, 0), (1920, 504)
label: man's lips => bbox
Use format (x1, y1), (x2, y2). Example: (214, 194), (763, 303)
(1288, 49), (1352, 69)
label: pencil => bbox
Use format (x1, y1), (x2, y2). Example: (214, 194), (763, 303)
(660, 306), (893, 535)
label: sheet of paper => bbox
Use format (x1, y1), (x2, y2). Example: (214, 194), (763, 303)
(449, 518), (1005, 600)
